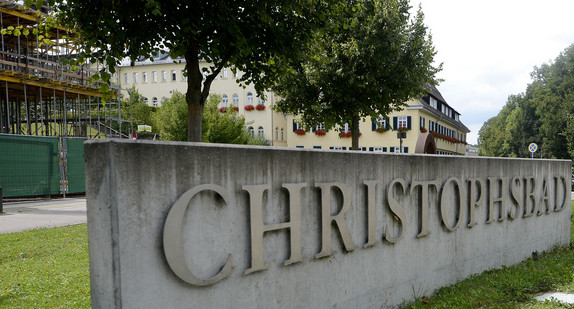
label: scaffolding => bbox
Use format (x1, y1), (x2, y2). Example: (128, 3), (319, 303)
(0, 0), (129, 139)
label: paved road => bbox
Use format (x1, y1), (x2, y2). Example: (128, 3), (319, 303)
(0, 197), (87, 234)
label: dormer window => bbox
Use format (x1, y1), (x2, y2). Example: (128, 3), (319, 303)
(429, 97), (437, 109)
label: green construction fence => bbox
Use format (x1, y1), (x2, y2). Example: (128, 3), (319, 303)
(0, 134), (87, 198)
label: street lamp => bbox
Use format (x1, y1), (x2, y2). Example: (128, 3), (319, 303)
(397, 130), (406, 153)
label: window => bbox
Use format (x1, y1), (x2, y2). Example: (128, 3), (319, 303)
(142, 72), (148, 83)
(375, 117), (386, 129)
(373, 147), (385, 152)
(232, 94), (239, 105)
(430, 97), (437, 109)
(133, 72), (138, 83)
(246, 92), (253, 105)
(398, 116), (408, 129)
(124, 73), (129, 84)
(420, 117), (425, 129)
(343, 123), (350, 133)
(144, 98), (148, 105)
(181, 70), (187, 81)
(391, 147), (409, 153)
(315, 123), (325, 131)
(161, 97), (167, 103)
(257, 97), (265, 105)
(280, 128), (284, 140)
(222, 95), (229, 107)
(333, 146), (344, 150)
(162, 71), (166, 82)
(455, 114), (460, 121)
(152, 97), (158, 107)
(222, 68), (228, 79)
(171, 70), (177, 81)
(152, 71), (157, 82)
(233, 70), (238, 78)
(275, 127), (279, 140)
(258, 126), (264, 137)
(313, 146), (322, 149)
(248, 126), (254, 136)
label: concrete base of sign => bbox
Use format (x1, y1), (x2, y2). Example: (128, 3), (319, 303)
(85, 140), (571, 308)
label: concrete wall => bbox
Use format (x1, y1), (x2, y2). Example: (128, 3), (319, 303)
(85, 140), (571, 308)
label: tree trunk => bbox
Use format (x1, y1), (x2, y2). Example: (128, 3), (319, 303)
(351, 114), (360, 150)
(185, 45), (204, 142)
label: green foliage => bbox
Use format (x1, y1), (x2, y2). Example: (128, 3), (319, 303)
(272, 0), (441, 149)
(154, 91), (268, 145)
(121, 87), (157, 134)
(28, 0), (336, 141)
(0, 225), (90, 308)
(479, 44), (574, 159)
(153, 91), (189, 141)
(202, 95), (252, 144)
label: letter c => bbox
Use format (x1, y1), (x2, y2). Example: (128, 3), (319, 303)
(163, 184), (232, 286)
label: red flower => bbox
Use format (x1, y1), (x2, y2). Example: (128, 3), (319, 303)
(294, 129), (306, 135)
(255, 104), (266, 111)
(420, 128), (428, 133)
(339, 132), (361, 138)
(314, 129), (326, 136)
(219, 107), (228, 113)
(244, 105), (255, 111)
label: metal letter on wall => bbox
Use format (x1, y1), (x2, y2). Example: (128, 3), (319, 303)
(163, 184), (232, 286)
(243, 183), (304, 275)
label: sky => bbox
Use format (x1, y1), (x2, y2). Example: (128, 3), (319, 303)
(409, 0), (574, 145)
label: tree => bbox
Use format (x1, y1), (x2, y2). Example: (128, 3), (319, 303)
(271, 0), (441, 150)
(478, 44), (574, 159)
(154, 91), (268, 145)
(202, 95), (254, 145)
(153, 91), (188, 141)
(30, 0), (335, 142)
(120, 87), (157, 136)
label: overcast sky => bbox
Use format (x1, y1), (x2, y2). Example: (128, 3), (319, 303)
(409, 0), (574, 145)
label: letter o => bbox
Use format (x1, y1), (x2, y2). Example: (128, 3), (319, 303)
(163, 184), (232, 286)
(439, 177), (464, 232)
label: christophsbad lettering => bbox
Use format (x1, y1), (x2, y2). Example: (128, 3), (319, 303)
(163, 175), (569, 286)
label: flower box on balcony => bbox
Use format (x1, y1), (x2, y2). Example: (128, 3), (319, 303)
(420, 128), (428, 133)
(219, 107), (228, 113)
(339, 132), (361, 138)
(294, 129), (306, 136)
(375, 127), (387, 133)
(256, 104), (266, 111)
(314, 129), (326, 136)
(244, 105), (254, 111)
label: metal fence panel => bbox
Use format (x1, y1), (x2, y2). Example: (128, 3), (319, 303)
(0, 134), (61, 197)
(66, 137), (88, 194)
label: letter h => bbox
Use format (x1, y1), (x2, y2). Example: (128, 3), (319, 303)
(243, 184), (304, 275)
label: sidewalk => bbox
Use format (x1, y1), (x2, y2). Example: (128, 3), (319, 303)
(0, 197), (87, 234)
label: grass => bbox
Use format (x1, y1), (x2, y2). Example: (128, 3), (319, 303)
(0, 206), (573, 308)
(0, 225), (90, 308)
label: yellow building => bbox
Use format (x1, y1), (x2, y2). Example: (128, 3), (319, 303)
(287, 85), (469, 155)
(117, 55), (469, 155)
(116, 53), (288, 146)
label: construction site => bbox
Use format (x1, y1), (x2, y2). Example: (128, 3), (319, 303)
(0, 1), (130, 199)
(0, 0), (130, 138)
